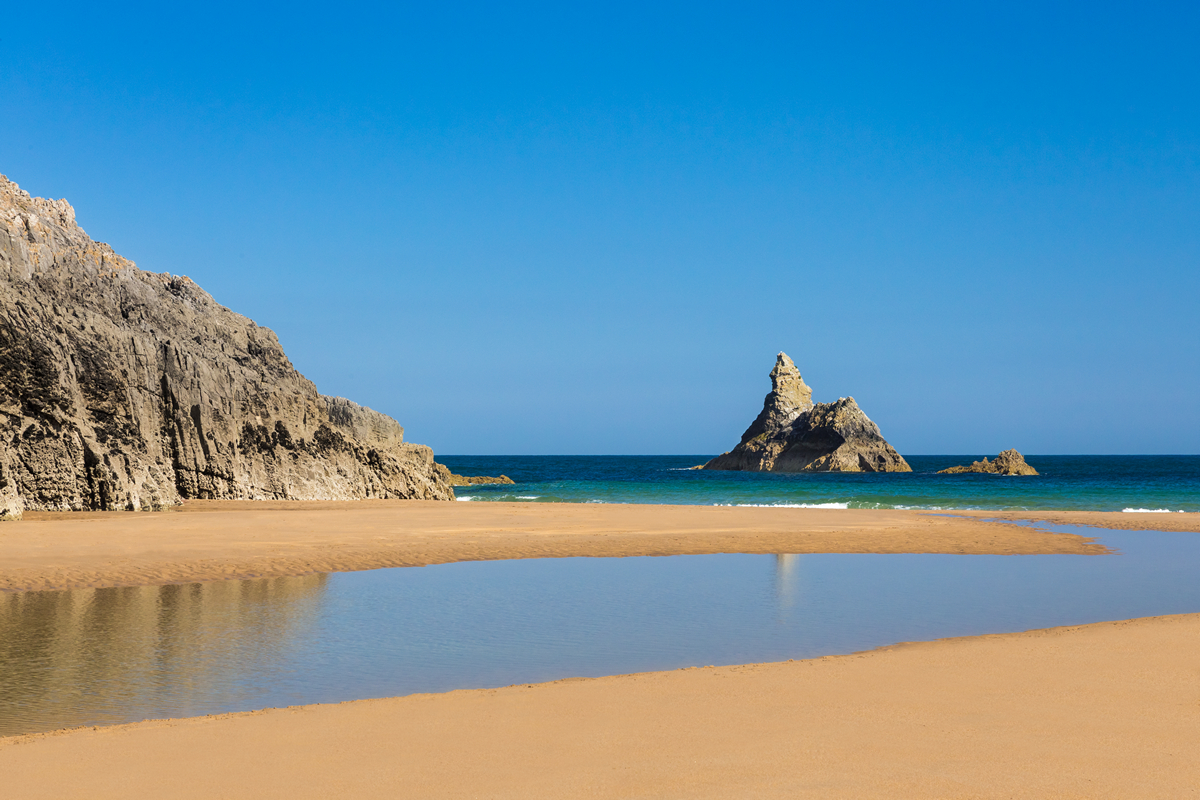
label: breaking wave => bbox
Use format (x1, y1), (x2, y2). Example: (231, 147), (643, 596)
(713, 502), (850, 509)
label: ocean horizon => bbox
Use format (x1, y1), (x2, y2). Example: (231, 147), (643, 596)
(438, 454), (1200, 513)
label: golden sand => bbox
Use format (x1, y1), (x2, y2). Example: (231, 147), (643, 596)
(0, 500), (1126, 592)
(2, 613), (1196, 798)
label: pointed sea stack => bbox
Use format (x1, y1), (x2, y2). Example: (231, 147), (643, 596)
(703, 353), (911, 473)
(0, 173), (453, 519)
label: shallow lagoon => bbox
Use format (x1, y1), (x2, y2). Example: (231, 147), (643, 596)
(2, 525), (1198, 737)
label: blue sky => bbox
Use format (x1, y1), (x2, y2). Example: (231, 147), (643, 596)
(3, 2), (1197, 454)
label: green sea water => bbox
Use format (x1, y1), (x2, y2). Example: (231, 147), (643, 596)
(440, 455), (1200, 512)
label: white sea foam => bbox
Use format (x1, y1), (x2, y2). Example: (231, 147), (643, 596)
(1122, 508), (1178, 513)
(713, 502), (850, 509)
(515, 496), (541, 500)
(455, 496), (477, 502)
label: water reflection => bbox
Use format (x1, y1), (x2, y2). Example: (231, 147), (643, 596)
(0, 576), (326, 735)
(773, 554), (803, 613)
(2, 528), (1199, 738)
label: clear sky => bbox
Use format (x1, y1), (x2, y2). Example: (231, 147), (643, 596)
(3, 2), (1197, 455)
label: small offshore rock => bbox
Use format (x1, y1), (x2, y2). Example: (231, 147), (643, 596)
(938, 449), (1039, 476)
(448, 474), (516, 486)
(704, 352), (910, 473)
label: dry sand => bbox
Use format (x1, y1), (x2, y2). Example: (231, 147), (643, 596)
(0, 500), (1121, 592)
(2, 612), (1196, 798)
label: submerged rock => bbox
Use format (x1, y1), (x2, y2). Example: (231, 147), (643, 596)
(938, 450), (1038, 476)
(703, 353), (910, 473)
(448, 474), (515, 486)
(0, 172), (454, 517)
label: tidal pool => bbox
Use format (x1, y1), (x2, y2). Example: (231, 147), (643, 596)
(2, 525), (1198, 737)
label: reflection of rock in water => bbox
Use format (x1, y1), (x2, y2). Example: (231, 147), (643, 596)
(0, 574), (327, 736)
(774, 554), (803, 612)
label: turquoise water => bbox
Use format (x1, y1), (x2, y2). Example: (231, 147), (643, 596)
(2, 525), (1198, 737)
(4, 454), (1197, 735)
(441, 455), (1200, 511)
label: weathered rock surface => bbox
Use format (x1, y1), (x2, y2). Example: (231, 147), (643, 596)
(703, 353), (911, 473)
(0, 173), (454, 519)
(938, 450), (1038, 476)
(448, 474), (515, 486)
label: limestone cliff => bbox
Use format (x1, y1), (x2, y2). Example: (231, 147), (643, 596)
(703, 353), (910, 473)
(0, 173), (453, 519)
(938, 450), (1038, 476)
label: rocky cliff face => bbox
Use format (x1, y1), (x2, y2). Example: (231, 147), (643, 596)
(938, 450), (1038, 476)
(0, 174), (453, 519)
(703, 353), (910, 473)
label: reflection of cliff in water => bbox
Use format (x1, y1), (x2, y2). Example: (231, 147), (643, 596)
(0, 575), (327, 736)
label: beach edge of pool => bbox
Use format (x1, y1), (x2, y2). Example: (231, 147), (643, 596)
(0, 502), (1156, 593)
(3, 611), (1197, 798)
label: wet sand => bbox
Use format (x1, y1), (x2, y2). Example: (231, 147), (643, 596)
(0, 501), (1115, 592)
(3, 504), (1195, 795)
(966, 507), (1200, 533)
(2, 612), (1196, 798)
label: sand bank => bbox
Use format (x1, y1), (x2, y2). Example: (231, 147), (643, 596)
(3, 612), (1196, 798)
(964, 508), (1200, 533)
(1, 501), (1108, 592)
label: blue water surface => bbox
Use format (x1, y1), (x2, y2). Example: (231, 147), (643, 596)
(2, 525), (1198, 737)
(441, 454), (1200, 511)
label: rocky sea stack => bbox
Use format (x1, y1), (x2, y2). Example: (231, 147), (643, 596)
(0, 174), (453, 520)
(703, 353), (910, 473)
(938, 450), (1038, 476)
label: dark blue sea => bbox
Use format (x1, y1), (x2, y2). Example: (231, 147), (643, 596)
(439, 455), (1200, 512)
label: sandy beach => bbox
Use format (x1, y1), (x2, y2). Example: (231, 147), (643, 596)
(0, 501), (1131, 592)
(5, 2), (1196, 794)
(3, 502), (1197, 797)
(960, 507), (1200, 532)
(2, 612), (1196, 798)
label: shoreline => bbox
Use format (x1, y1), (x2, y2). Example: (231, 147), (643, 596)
(956, 507), (1200, 532)
(0, 501), (1130, 593)
(3, 612), (1196, 797)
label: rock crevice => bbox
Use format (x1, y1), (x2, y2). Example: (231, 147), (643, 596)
(0, 173), (453, 519)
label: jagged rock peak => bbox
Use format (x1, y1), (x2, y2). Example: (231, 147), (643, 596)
(938, 449), (1038, 476)
(704, 352), (910, 474)
(739, 352), (814, 445)
(0, 172), (454, 519)
(770, 352), (810, 402)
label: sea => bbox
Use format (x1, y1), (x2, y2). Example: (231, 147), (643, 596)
(3, 454), (1198, 735)
(439, 454), (1200, 512)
